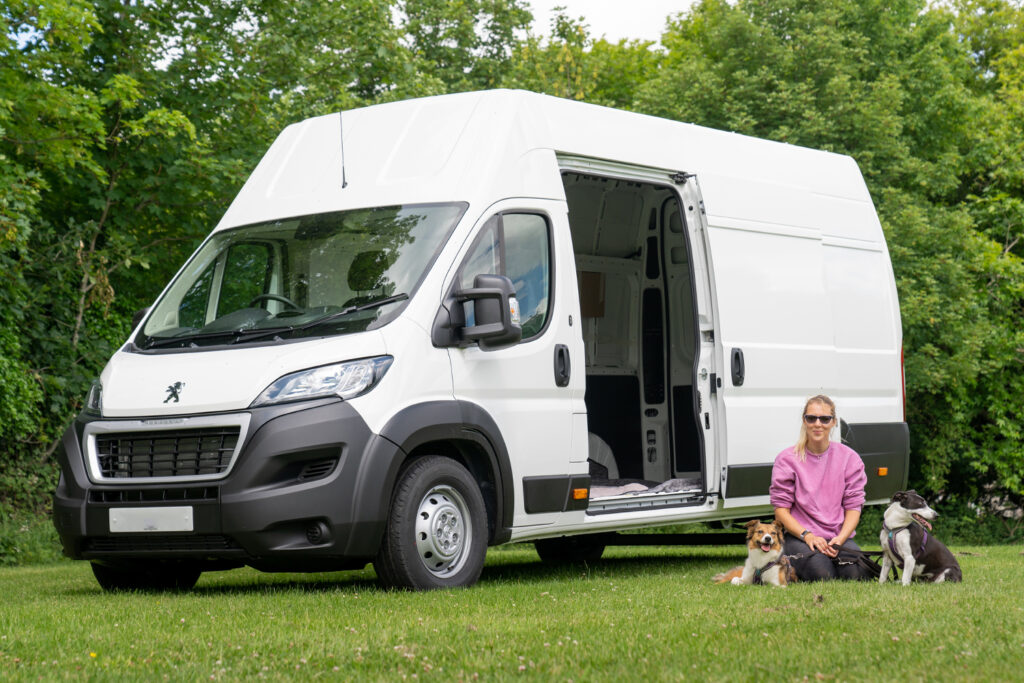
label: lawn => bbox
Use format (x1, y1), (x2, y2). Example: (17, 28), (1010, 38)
(0, 543), (1021, 681)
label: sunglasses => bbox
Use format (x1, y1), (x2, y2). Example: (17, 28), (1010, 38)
(804, 414), (834, 425)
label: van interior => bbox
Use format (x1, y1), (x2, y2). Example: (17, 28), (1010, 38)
(562, 171), (706, 512)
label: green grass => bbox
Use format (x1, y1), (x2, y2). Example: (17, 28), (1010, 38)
(1, 544), (1022, 681)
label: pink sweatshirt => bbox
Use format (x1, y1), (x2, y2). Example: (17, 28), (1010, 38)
(769, 442), (867, 539)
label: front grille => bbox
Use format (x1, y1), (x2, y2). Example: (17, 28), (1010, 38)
(89, 487), (218, 503)
(84, 534), (241, 553)
(96, 428), (239, 479)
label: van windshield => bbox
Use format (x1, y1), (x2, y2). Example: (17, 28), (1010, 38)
(137, 203), (467, 350)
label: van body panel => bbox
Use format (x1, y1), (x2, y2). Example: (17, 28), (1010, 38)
(102, 332), (387, 417)
(218, 93), (566, 232)
(349, 317), (453, 434)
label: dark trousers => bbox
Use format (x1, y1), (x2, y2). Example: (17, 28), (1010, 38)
(783, 534), (874, 582)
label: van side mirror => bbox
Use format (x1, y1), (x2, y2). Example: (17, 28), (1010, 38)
(458, 274), (522, 351)
(431, 274), (522, 351)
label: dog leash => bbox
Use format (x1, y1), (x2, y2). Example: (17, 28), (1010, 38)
(784, 546), (897, 581)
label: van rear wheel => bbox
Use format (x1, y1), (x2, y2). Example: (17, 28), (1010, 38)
(91, 561), (201, 592)
(374, 456), (488, 590)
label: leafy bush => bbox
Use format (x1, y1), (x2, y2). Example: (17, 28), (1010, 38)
(0, 510), (65, 566)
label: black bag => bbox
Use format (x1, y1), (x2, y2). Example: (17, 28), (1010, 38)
(834, 548), (896, 581)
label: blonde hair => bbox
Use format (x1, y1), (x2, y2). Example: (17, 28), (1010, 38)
(795, 394), (837, 461)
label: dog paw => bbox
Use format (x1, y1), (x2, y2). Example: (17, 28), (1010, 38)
(730, 577), (743, 585)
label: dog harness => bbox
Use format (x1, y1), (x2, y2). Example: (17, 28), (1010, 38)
(883, 522), (928, 569)
(752, 560), (778, 585)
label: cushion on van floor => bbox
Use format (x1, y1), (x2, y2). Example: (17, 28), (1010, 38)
(590, 477), (701, 499)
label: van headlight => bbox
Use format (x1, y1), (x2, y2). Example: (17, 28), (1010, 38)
(251, 356), (393, 407)
(84, 380), (103, 416)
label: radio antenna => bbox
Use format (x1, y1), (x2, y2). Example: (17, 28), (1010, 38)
(338, 111), (348, 188)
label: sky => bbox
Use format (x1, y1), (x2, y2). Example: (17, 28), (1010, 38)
(527, 0), (695, 45)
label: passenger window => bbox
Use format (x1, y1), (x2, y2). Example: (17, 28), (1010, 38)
(460, 213), (551, 340)
(217, 243), (273, 317)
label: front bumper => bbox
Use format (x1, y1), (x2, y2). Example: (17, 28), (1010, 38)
(53, 398), (398, 572)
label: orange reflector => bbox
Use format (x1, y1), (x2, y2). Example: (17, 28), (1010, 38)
(572, 488), (589, 500)
(877, 467), (889, 477)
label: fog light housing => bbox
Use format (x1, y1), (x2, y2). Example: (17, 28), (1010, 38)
(305, 521), (331, 545)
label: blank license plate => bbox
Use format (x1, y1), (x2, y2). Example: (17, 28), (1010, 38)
(109, 507), (194, 533)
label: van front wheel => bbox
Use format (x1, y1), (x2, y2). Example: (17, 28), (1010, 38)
(374, 456), (487, 590)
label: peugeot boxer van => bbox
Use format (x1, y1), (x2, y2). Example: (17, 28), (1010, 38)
(53, 90), (909, 591)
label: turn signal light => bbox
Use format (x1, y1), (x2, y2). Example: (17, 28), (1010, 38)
(572, 488), (588, 500)
(877, 467), (889, 477)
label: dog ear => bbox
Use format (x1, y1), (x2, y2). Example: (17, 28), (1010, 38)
(892, 491), (906, 503)
(772, 520), (786, 537)
(744, 520), (760, 529)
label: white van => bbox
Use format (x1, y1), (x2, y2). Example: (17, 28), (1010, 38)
(53, 90), (908, 591)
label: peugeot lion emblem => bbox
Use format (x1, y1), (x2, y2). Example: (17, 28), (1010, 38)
(164, 381), (185, 403)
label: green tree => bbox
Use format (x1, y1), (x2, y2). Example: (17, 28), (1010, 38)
(502, 10), (661, 109)
(401, 0), (532, 90)
(635, 0), (1024, 515)
(0, 0), (531, 513)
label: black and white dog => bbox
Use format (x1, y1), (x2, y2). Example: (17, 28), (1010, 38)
(879, 490), (962, 585)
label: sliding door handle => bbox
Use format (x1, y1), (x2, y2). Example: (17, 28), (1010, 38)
(554, 344), (571, 387)
(731, 348), (745, 386)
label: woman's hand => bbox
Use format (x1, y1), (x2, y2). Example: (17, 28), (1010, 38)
(805, 533), (838, 557)
(826, 535), (847, 557)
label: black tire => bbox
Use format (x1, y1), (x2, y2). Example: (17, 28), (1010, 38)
(534, 535), (606, 563)
(91, 561), (202, 592)
(374, 456), (488, 590)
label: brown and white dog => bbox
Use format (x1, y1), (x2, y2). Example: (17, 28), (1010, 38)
(713, 520), (797, 587)
(879, 490), (962, 585)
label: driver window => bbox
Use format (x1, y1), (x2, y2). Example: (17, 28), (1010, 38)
(460, 212), (551, 340)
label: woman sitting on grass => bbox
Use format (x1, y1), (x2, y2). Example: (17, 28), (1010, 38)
(770, 394), (872, 581)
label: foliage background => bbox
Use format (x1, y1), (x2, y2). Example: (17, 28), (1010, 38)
(2, 0), (1022, 539)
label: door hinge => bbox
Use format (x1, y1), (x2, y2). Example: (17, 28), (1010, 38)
(670, 171), (696, 185)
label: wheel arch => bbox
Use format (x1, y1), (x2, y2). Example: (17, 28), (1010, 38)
(353, 401), (514, 548)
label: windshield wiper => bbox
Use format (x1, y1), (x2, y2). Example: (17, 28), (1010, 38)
(144, 294), (410, 348)
(144, 326), (294, 349)
(298, 293), (410, 331)
(144, 329), (245, 349)
(235, 293), (411, 344)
